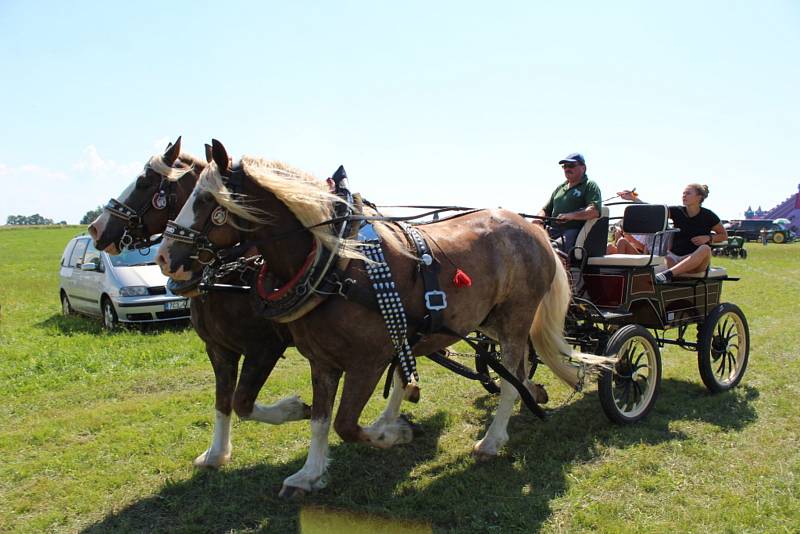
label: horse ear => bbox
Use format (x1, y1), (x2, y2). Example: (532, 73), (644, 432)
(204, 144), (213, 163)
(163, 136), (182, 165)
(211, 139), (230, 174)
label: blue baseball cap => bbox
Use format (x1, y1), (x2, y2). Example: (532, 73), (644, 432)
(558, 153), (586, 165)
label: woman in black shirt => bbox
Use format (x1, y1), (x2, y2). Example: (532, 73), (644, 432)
(619, 183), (727, 283)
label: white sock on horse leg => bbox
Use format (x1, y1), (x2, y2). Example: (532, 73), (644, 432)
(283, 418), (331, 492)
(245, 395), (308, 424)
(193, 410), (232, 467)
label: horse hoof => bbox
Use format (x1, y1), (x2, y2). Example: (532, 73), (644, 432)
(279, 485), (308, 500)
(531, 383), (549, 404)
(403, 385), (420, 404)
(301, 403), (312, 419)
(471, 448), (497, 462)
(193, 450), (230, 469)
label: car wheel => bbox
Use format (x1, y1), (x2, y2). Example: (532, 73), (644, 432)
(102, 297), (118, 331)
(61, 292), (73, 317)
(772, 231), (786, 244)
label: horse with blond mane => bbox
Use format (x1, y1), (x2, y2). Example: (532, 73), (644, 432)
(157, 139), (597, 497)
(89, 137), (308, 469)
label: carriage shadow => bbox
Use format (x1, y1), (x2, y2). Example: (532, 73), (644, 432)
(80, 380), (757, 532)
(36, 313), (191, 336)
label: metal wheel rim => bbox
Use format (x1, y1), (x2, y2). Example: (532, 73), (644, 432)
(103, 302), (115, 329)
(708, 311), (746, 386)
(610, 336), (658, 419)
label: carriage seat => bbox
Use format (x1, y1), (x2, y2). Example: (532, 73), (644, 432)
(571, 206), (610, 261)
(587, 204), (670, 268)
(675, 266), (728, 279)
(588, 253), (666, 267)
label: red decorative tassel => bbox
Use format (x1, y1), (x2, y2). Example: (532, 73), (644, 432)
(453, 268), (472, 288)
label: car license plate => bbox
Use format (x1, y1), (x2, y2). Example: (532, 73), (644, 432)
(165, 299), (189, 311)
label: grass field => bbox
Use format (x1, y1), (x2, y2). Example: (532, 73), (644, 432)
(1, 225), (799, 533)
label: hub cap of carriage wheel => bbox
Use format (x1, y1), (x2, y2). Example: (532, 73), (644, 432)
(612, 337), (657, 418)
(709, 312), (746, 385)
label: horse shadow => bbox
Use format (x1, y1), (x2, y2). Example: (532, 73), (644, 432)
(36, 313), (191, 336)
(81, 412), (449, 533)
(80, 380), (758, 532)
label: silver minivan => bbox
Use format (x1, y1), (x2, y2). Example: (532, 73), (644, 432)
(59, 235), (190, 329)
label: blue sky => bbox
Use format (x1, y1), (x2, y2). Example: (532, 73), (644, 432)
(1, 0), (798, 224)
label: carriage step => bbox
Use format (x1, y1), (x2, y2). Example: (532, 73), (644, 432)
(599, 310), (634, 323)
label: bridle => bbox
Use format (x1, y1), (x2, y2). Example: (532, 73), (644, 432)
(162, 165), (252, 268)
(104, 165), (180, 250)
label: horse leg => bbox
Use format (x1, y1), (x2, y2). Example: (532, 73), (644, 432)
(473, 334), (527, 459)
(279, 362), (341, 499)
(361, 369), (416, 448)
(234, 352), (311, 424)
(194, 344), (239, 468)
(333, 365), (414, 449)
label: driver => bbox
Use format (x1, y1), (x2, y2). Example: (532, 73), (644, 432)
(532, 152), (602, 251)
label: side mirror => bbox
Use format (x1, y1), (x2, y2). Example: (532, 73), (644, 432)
(80, 262), (97, 272)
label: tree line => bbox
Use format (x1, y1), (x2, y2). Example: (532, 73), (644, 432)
(5, 206), (102, 226)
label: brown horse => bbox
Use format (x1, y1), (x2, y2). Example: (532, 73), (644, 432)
(156, 140), (597, 497)
(89, 137), (307, 468)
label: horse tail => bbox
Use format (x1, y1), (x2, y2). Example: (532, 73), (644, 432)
(531, 248), (611, 389)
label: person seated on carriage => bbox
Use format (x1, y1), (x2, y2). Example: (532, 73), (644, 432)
(532, 152), (602, 252)
(606, 224), (651, 254)
(618, 183), (728, 284)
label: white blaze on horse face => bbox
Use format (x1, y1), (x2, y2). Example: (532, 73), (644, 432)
(193, 410), (232, 468)
(157, 185), (204, 278)
(91, 180), (138, 248)
(174, 185), (204, 228)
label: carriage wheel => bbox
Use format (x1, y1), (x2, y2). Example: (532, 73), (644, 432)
(739, 248), (748, 259)
(697, 303), (749, 392)
(598, 325), (661, 424)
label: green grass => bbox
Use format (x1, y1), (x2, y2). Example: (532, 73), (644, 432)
(1, 226), (799, 532)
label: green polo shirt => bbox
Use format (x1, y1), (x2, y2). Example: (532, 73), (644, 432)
(542, 174), (602, 230)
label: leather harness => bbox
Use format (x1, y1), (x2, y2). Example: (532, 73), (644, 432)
(182, 173), (547, 419)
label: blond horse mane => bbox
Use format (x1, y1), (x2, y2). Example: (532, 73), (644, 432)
(197, 157), (367, 258)
(146, 153), (200, 181)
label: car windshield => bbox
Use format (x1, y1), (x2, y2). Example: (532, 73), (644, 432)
(109, 246), (160, 267)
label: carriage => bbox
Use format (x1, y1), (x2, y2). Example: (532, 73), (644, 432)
(510, 202), (749, 423)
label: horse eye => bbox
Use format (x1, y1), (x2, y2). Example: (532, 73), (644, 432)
(198, 191), (214, 204)
(135, 174), (153, 189)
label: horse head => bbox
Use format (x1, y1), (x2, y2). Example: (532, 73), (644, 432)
(155, 139), (259, 283)
(88, 136), (204, 254)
